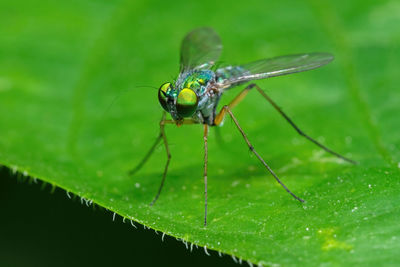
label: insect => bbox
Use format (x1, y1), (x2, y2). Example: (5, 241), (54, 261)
(130, 27), (356, 226)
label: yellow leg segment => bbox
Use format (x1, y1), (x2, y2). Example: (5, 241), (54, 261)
(214, 84), (253, 126)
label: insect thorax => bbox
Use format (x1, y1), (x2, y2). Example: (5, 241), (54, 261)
(177, 70), (213, 92)
(176, 70), (221, 125)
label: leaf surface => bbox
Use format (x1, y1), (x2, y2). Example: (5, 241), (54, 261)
(0, 0), (399, 265)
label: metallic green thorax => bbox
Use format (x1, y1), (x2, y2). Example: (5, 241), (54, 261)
(178, 70), (214, 94)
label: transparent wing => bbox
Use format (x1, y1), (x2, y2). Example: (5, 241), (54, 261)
(219, 53), (334, 87)
(180, 27), (222, 72)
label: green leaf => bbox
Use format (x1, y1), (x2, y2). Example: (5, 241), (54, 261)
(1, 0), (399, 265)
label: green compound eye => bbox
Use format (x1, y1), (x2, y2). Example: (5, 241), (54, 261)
(158, 82), (171, 111)
(176, 88), (198, 117)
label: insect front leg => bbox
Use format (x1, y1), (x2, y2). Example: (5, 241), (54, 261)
(149, 112), (172, 206)
(128, 112), (173, 206)
(150, 117), (198, 206)
(129, 112), (170, 176)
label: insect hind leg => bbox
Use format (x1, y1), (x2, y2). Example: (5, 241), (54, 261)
(252, 83), (357, 164)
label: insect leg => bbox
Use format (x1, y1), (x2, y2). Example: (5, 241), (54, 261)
(215, 105), (304, 203)
(128, 136), (162, 176)
(128, 113), (167, 176)
(252, 84), (357, 164)
(214, 84), (252, 125)
(129, 112), (199, 206)
(149, 112), (172, 206)
(203, 124), (209, 226)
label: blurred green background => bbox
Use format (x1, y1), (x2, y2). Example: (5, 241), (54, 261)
(0, 0), (399, 266)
